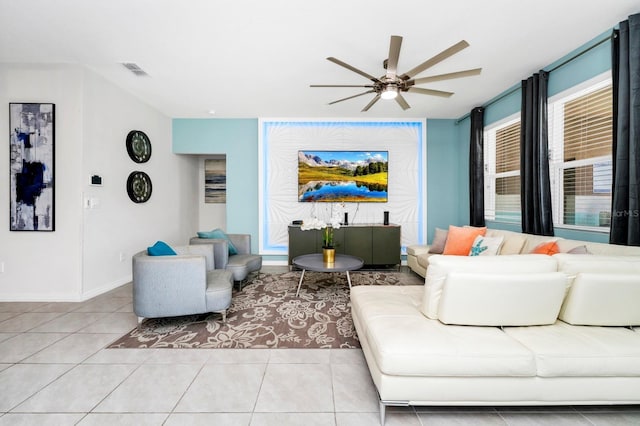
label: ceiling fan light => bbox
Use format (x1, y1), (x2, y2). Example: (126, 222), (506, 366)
(380, 85), (398, 100)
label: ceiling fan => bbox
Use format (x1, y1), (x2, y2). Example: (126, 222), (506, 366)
(310, 36), (481, 112)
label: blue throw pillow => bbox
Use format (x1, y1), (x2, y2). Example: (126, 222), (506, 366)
(196, 229), (238, 255)
(147, 241), (177, 256)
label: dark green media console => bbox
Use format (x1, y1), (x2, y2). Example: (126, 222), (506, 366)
(288, 224), (401, 267)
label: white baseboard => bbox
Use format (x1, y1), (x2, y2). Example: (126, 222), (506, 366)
(0, 276), (132, 302)
(262, 259), (289, 266)
(80, 276), (132, 301)
(0, 292), (85, 302)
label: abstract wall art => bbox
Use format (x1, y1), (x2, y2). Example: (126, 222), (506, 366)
(9, 103), (55, 231)
(204, 158), (226, 203)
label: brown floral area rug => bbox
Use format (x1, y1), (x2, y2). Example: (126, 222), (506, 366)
(108, 270), (422, 349)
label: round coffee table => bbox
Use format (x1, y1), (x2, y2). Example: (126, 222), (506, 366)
(292, 253), (364, 297)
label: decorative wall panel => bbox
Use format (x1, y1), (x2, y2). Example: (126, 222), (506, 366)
(258, 119), (426, 255)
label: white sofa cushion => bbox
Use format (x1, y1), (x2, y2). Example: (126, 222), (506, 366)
(421, 254), (558, 319)
(406, 244), (430, 257)
(553, 254), (640, 291)
(485, 229), (528, 254)
(563, 239), (640, 256)
(438, 272), (567, 326)
(351, 286), (536, 377)
(554, 254), (640, 275)
(559, 273), (640, 326)
(504, 321), (640, 377)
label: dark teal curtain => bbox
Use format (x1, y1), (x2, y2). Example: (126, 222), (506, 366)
(610, 13), (640, 246)
(520, 71), (554, 236)
(469, 107), (485, 227)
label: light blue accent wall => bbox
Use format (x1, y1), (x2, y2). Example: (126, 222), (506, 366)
(484, 87), (520, 126)
(459, 30), (614, 244)
(172, 119), (260, 252)
(547, 31), (612, 98)
(456, 118), (470, 228)
(426, 119), (465, 243)
(481, 31), (613, 128)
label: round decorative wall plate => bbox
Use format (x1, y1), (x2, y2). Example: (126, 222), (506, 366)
(126, 130), (152, 163)
(126, 171), (152, 203)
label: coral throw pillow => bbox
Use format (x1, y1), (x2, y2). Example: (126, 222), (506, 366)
(442, 225), (487, 256)
(531, 241), (560, 255)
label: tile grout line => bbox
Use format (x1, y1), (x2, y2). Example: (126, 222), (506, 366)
(84, 361), (145, 415)
(5, 362), (77, 414)
(248, 352), (271, 422)
(167, 361), (208, 417)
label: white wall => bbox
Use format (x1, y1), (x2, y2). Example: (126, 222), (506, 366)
(0, 65), (85, 300)
(81, 70), (199, 299)
(0, 64), (199, 301)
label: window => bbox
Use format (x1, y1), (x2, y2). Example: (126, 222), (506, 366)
(484, 117), (521, 223)
(548, 75), (612, 231)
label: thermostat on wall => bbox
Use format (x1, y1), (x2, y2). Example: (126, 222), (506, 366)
(91, 175), (103, 186)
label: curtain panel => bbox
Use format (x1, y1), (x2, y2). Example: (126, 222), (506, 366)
(469, 107), (485, 227)
(520, 71), (554, 236)
(610, 13), (640, 246)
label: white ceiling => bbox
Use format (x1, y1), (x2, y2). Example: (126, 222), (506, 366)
(2, 0), (639, 119)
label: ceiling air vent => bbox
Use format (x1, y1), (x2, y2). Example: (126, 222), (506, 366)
(121, 62), (149, 77)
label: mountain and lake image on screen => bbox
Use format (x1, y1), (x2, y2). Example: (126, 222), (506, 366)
(298, 150), (388, 202)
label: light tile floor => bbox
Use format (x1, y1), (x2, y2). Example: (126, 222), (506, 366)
(0, 268), (639, 425)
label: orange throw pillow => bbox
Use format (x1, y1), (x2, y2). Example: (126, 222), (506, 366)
(442, 225), (487, 256)
(531, 241), (560, 255)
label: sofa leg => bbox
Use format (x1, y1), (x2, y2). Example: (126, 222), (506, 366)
(221, 310), (227, 323)
(378, 399), (409, 425)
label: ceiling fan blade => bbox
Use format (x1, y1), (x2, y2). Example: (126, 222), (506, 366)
(407, 87), (454, 98)
(395, 94), (410, 110)
(361, 94), (381, 112)
(311, 84), (375, 88)
(400, 40), (470, 80)
(328, 90), (376, 105)
(411, 68), (482, 85)
(327, 57), (379, 82)
(385, 35), (403, 79)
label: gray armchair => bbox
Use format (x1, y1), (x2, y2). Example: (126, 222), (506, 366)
(189, 233), (262, 290)
(132, 244), (234, 322)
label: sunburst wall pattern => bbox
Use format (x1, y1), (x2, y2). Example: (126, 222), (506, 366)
(258, 119), (427, 255)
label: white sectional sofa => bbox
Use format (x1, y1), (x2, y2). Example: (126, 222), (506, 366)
(351, 249), (640, 425)
(407, 227), (640, 278)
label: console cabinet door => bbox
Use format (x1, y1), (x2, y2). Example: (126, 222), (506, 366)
(288, 226), (317, 264)
(372, 226), (401, 265)
(332, 227), (346, 255)
(288, 226), (346, 263)
(344, 227), (373, 264)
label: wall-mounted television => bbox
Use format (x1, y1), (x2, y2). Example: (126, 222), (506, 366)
(298, 150), (388, 202)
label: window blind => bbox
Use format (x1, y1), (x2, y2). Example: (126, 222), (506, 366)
(563, 86), (612, 161)
(496, 122), (520, 173)
(549, 81), (612, 229)
(494, 121), (521, 222)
